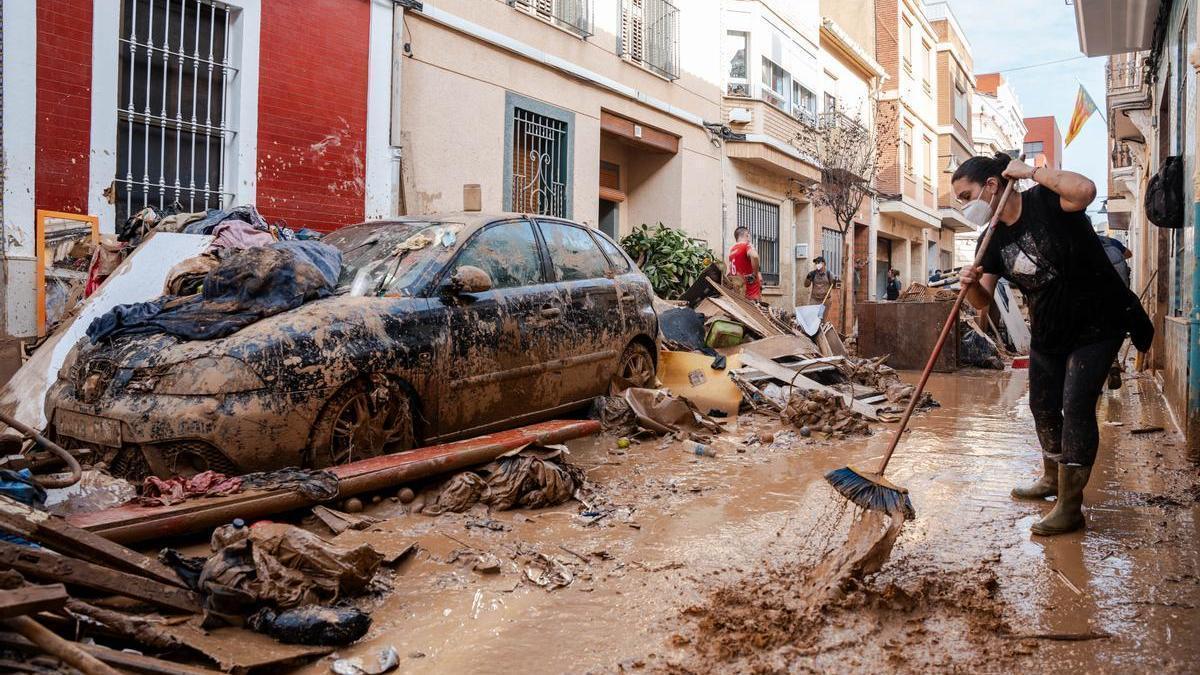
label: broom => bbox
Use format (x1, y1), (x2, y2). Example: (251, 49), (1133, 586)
(825, 178), (1017, 518)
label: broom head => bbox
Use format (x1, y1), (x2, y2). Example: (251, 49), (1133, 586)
(824, 465), (916, 519)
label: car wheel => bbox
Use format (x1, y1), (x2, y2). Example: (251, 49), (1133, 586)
(617, 342), (656, 388)
(310, 378), (415, 468)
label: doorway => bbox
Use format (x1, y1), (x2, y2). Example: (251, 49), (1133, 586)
(599, 199), (619, 239)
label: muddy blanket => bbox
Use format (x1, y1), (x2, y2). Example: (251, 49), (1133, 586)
(199, 522), (381, 614)
(427, 446), (586, 515)
(86, 242), (342, 342)
(137, 470), (243, 506)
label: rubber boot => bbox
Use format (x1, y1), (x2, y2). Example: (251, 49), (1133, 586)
(1011, 457), (1058, 500)
(1107, 365), (1122, 390)
(1031, 464), (1092, 536)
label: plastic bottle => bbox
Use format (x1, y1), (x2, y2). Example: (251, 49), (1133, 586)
(686, 442), (717, 458)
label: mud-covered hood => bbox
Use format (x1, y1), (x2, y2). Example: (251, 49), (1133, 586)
(76, 295), (430, 387)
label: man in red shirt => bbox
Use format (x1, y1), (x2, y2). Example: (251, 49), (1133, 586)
(727, 226), (762, 300)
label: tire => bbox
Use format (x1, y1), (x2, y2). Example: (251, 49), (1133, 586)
(617, 341), (656, 388)
(309, 377), (415, 468)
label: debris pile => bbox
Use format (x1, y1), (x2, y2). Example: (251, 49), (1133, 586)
(425, 445), (586, 515)
(784, 390), (871, 437)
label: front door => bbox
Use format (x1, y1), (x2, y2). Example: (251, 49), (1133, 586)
(599, 199), (619, 238)
(433, 219), (555, 437)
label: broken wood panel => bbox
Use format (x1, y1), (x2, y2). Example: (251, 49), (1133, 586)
(0, 542), (200, 613)
(0, 585), (68, 619)
(0, 631), (219, 675)
(0, 495), (182, 587)
(70, 419), (600, 545)
(856, 301), (959, 372)
(736, 352), (880, 420)
(740, 334), (822, 360)
(159, 622), (332, 673)
(705, 279), (785, 336)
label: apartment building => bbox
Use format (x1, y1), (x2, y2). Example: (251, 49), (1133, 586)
(397, 0), (724, 249)
(1076, 0), (1197, 457)
(874, 0), (943, 293)
(925, 0), (973, 275)
(972, 73), (1026, 157)
(1023, 115), (1063, 170)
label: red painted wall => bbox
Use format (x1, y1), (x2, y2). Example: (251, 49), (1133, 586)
(256, 0), (371, 232)
(35, 0), (94, 214)
(1024, 115), (1063, 171)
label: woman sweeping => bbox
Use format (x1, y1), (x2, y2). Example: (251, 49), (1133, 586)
(952, 153), (1153, 536)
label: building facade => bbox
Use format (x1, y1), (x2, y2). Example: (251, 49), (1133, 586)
(874, 0), (945, 294)
(1, 0), (396, 345)
(1022, 115), (1063, 170)
(1076, 0), (1198, 459)
(972, 73), (1027, 157)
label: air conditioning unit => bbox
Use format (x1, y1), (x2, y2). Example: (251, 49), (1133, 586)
(795, 243), (809, 259)
(728, 107), (753, 124)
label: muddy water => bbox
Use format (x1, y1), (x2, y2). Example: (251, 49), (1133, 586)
(297, 370), (1200, 674)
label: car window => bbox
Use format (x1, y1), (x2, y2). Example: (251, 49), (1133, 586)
(593, 231), (631, 273)
(540, 221), (610, 281)
(451, 221), (543, 290)
(325, 222), (464, 297)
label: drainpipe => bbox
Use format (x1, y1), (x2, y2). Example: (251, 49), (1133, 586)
(1188, 199), (1200, 461)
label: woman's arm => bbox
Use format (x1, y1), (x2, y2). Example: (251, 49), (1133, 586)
(1002, 159), (1097, 213)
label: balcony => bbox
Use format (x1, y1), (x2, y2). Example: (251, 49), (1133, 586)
(722, 99), (821, 182)
(509, 0), (592, 38)
(1106, 52), (1151, 143)
(818, 111), (867, 135)
(618, 0), (680, 80)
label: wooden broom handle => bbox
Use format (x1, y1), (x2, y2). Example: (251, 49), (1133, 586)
(874, 179), (1016, 476)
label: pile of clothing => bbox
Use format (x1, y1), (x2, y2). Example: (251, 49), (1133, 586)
(426, 445), (586, 514)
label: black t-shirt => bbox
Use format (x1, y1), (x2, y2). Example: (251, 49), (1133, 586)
(979, 185), (1128, 354)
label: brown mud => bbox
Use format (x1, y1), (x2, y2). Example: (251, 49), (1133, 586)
(289, 370), (1200, 674)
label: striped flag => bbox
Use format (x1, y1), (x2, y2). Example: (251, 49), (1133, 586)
(1064, 85), (1098, 147)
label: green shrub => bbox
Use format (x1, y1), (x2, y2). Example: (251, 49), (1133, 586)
(620, 223), (716, 299)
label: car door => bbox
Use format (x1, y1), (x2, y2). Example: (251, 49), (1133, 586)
(535, 219), (622, 404)
(431, 219), (555, 437)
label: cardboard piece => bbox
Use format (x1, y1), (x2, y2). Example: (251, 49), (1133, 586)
(0, 232), (214, 433)
(658, 351), (744, 418)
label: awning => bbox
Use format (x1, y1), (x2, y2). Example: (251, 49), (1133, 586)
(726, 137), (822, 183)
(939, 207), (976, 233)
(878, 199), (941, 229)
(1074, 0), (1162, 57)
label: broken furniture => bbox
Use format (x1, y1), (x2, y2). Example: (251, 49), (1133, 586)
(856, 300), (960, 372)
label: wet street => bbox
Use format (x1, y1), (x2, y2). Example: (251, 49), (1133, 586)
(298, 369), (1200, 674)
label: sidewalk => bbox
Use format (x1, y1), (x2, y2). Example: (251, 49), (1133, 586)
(299, 370), (1200, 673)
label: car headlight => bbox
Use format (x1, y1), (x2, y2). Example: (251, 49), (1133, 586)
(128, 357), (266, 396)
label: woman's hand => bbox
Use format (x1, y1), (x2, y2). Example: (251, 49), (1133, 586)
(1002, 159), (1036, 180)
(959, 264), (984, 287)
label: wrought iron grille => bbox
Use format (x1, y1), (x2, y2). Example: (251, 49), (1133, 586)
(117, 0), (235, 222)
(619, 0), (679, 80)
(736, 195), (780, 286)
(821, 227), (844, 280)
(509, 0), (592, 37)
(511, 108), (569, 218)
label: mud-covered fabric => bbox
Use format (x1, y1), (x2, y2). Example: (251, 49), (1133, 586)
(978, 186), (1146, 354)
(1028, 336), (1123, 466)
(87, 242), (342, 342)
(425, 451), (585, 514)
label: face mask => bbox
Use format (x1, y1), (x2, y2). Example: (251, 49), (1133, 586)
(816, 263), (825, 270)
(962, 199), (993, 227)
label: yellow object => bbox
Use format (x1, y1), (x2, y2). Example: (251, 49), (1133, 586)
(617, 437), (631, 449)
(658, 350), (743, 418)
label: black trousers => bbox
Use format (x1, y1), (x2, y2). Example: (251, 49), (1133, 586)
(1028, 337), (1124, 466)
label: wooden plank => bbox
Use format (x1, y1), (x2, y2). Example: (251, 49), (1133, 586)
(0, 495), (183, 588)
(0, 543), (200, 614)
(69, 419), (599, 544)
(0, 632), (220, 675)
(706, 278), (785, 336)
(736, 352), (880, 420)
(0, 585), (67, 619)
(740, 334), (821, 360)
(160, 623), (332, 673)
(856, 301), (959, 372)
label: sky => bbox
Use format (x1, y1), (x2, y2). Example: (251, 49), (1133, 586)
(942, 0), (1109, 222)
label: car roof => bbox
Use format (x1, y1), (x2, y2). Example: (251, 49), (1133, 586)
(341, 213), (597, 236)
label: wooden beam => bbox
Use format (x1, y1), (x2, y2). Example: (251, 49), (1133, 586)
(0, 631), (220, 675)
(737, 352), (880, 420)
(0, 585), (67, 619)
(0, 495), (183, 588)
(0, 543), (200, 614)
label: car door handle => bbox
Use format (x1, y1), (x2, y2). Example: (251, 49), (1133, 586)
(540, 306), (562, 319)
(619, 294), (637, 303)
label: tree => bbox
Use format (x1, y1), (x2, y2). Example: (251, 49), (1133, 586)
(794, 104), (894, 334)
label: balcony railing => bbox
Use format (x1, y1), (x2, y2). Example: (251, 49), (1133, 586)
(509, 0), (592, 38)
(1112, 141), (1134, 169)
(619, 0), (680, 80)
(819, 111), (867, 135)
(1106, 57), (1146, 95)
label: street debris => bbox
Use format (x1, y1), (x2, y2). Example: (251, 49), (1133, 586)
(425, 445), (586, 514)
(248, 605), (372, 646)
(784, 390), (871, 438)
(332, 645), (401, 675)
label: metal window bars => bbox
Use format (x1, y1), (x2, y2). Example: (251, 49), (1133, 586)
(116, 0), (235, 223)
(736, 194), (780, 286)
(508, 0), (592, 37)
(511, 108), (569, 218)
(619, 0), (679, 80)
(821, 227), (844, 280)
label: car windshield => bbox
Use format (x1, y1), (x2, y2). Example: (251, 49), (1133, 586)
(325, 222), (465, 297)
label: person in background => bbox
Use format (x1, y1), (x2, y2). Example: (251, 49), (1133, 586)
(1098, 234), (1134, 389)
(803, 256), (834, 305)
(930, 269), (943, 284)
(728, 226), (762, 301)
(886, 268), (902, 301)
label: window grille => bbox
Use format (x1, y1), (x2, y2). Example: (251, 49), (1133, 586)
(117, 0), (235, 223)
(619, 0), (679, 80)
(736, 195), (779, 286)
(511, 108), (569, 218)
(509, 0), (592, 38)
(821, 227), (844, 280)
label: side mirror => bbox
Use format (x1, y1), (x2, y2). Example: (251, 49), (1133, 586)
(448, 265), (494, 294)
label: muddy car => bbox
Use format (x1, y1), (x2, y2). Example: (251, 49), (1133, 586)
(45, 214), (658, 480)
